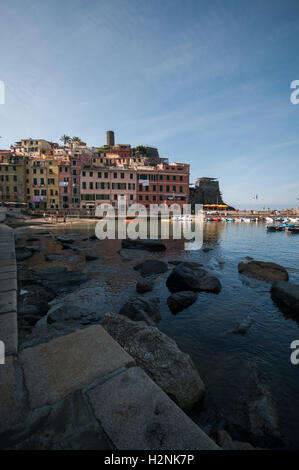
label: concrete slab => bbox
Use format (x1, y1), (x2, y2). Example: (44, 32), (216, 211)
(0, 264), (16, 275)
(0, 290), (17, 314)
(0, 356), (21, 434)
(0, 272), (16, 281)
(0, 278), (17, 293)
(20, 325), (135, 409)
(0, 312), (18, 355)
(86, 366), (219, 450)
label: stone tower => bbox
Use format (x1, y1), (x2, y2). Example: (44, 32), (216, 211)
(106, 130), (115, 147)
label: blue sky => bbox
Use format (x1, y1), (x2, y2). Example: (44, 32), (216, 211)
(0, 0), (298, 209)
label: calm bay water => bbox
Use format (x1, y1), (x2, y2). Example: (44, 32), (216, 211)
(19, 220), (299, 447)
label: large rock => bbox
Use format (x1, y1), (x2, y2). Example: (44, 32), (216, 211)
(46, 285), (108, 324)
(271, 281), (299, 314)
(119, 296), (161, 326)
(134, 259), (168, 277)
(216, 430), (263, 450)
(47, 303), (100, 325)
(238, 260), (288, 283)
(248, 384), (281, 447)
(232, 374), (282, 448)
(121, 239), (167, 252)
(167, 291), (198, 314)
(166, 262), (221, 293)
(102, 314), (205, 410)
(136, 278), (153, 294)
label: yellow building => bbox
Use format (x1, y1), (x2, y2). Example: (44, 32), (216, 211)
(26, 156), (60, 209)
(0, 152), (26, 203)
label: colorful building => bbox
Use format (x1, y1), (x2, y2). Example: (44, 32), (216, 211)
(80, 167), (137, 209)
(0, 151), (26, 203)
(136, 162), (190, 209)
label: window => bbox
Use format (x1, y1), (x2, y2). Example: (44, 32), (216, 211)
(153, 185), (156, 191)
(139, 184), (143, 191)
(82, 182), (86, 189)
(73, 170), (76, 175)
(179, 186), (183, 193)
(160, 185), (163, 192)
(180, 176), (183, 181)
(130, 173), (133, 179)
(166, 185), (170, 192)
(98, 172), (101, 178)
(139, 195), (143, 201)
(82, 171), (86, 177)
(121, 173), (124, 179)
(114, 172), (117, 179)
(173, 186), (176, 192)
(89, 172), (93, 177)
(89, 182), (93, 189)
(173, 175), (176, 181)
(104, 172), (108, 178)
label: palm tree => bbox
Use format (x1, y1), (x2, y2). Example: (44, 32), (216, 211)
(71, 136), (81, 142)
(60, 135), (71, 146)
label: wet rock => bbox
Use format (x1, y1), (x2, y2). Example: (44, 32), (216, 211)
(168, 260), (183, 265)
(233, 315), (253, 335)
(26, 246), (44, 253)
(245, 256), (253, 260)
(18, 284), (56, 316)
(216, 430), (263, 450)
(238, 260), (288, 283)
(85, 252), (98, 262)
(202, 247), (213, 253)
(26, 237), (39, 242)
(136, 278), (153, 294)
(61, 243), (72, 250)
(121, 239), (167, 252)
(119, 296), (161, 326)
(167, 291), (198, 314)
(248, 384), (281, 447)
(55, 236), (74, 244)
(36, 267), (88, 294)
(47, 286), (108, 324)
(232, 373), (282, 448)
(271, 281), (299, 314)
(47, 303), (100, 325)
(16, 247), (33, 261)
(102, 313), (205, 410)
(45, 253), (66, 262)
(166, 262), (221, 294)
(134, 259), (168, 277)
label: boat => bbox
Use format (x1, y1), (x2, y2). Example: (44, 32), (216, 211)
(287, 226), (299, 233)
(266, 217), (273, 223)
(241, 218), (251, 223)
(266, 225), (277, 232)
(226, 218), (235, 222)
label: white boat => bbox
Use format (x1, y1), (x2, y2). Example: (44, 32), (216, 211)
(242, 217), (251, 223)
(266, 217), (273, 223)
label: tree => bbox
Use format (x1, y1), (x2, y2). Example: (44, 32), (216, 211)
(60, 135), (71, 146)
(72, 136), (81, 142)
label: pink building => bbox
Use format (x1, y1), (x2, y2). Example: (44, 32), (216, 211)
(80, 167), (137, 209)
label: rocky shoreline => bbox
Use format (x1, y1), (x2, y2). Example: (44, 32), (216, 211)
(6, 214), (298, 449)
